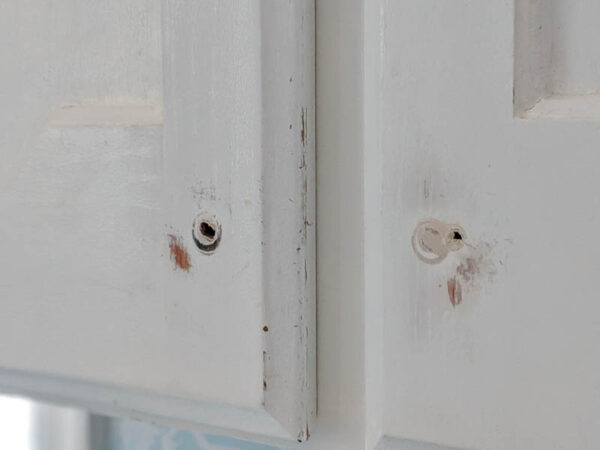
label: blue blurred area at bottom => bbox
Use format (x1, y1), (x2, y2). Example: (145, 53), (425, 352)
(99, 415), (286, 450)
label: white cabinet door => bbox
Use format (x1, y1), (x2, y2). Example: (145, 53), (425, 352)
(0, 1), (315, 445)
(4, 1), (597, 448)
(356, 1), (600, 449)
(315, 1), (600, 449)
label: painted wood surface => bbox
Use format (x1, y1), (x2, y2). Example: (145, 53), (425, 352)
(368, 0), (600, 448)
(314, 1), (600, 448)
(0, 0), (314, 445)
(4, 1), (598, 449)
(515, 0), (600, 118)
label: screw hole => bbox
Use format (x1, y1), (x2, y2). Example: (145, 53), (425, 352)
(200, 222), (216, 240)
(193, 215), (221, 254)
(446, 226), (466, 252)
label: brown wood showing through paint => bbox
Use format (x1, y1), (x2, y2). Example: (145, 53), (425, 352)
(168, 234), (191, 271)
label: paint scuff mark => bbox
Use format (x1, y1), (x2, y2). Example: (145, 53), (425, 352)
(447, 276), (462, 306)
(168, 234), (191, 271)
(297, 424), (310, 443)
(456, 256), (478, 282)
(447, 240), (499, 306)
(456, 241), (496, 284)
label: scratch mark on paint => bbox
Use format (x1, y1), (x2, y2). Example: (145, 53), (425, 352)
(262, 350), (268, 394)
(168, 234), (191, 271)
(301, 161), (309, 240)
(301, 107), (307, 147)
(447, 277), (462, 307)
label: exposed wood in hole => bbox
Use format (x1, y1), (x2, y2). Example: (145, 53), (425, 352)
(200, 221), (216, 239)
(168, 234), (191, 271)
(192, 215), (221, 254)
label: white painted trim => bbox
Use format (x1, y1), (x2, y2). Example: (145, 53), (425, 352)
(260, 0), (316, 443)
(364, 0), (385, 448)
(0, 367), (295, 447)
(517, 94), (600, 120)
(309, 0), (366, 448)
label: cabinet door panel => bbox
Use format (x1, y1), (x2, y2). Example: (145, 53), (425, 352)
(0, 1), (315, 444)
(367, 1), (600, 449)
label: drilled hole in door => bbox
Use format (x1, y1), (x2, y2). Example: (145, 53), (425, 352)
(192, 215), (221, 254)
(200, 222), (216, 239)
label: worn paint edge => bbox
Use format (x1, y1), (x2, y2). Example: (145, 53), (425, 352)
(260, 0), (316, 443)
(0, 366), (296, 447)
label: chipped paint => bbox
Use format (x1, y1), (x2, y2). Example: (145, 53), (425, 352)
(262, 350), (268, 394)
(300, 107), (307, 147)
(168, 235), (191, 271)
(257, 6), (315, 438)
